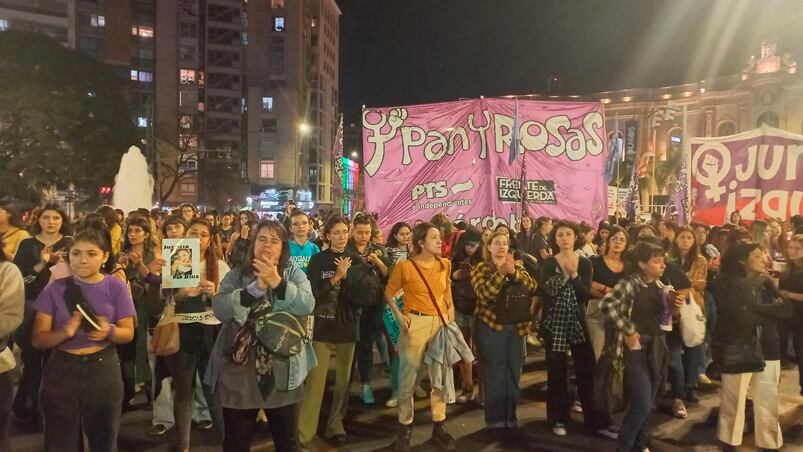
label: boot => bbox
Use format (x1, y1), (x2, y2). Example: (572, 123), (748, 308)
(431, 421), (456, 450)
(393, 423), (412, 452)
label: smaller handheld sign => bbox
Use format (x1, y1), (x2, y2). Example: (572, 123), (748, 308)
(161, 238), (201, 289)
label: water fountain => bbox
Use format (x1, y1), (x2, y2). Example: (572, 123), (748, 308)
(112, 146), (154, 214)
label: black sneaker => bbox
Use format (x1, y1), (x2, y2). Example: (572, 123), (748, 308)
(432, 421), (456, 450)
(393, 424), (412, 452)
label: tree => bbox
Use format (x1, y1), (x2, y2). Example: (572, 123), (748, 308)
(0, 31), (138, 202)
(156, 135), (199, 204)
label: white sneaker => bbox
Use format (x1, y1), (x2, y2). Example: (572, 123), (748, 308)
(698, 373), (712, 385)
(552, 423), (567, 436)
(414, 386), (427, 398)
(385, 398), (398, 408)
(595, 425), (619, 440)
(570, 400), (583, 413)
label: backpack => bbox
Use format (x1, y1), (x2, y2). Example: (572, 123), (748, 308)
(494, 278), (532, 325)
(341, 258), (384, 307)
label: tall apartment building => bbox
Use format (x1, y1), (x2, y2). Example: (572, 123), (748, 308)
(1, 0), (340, 211)
(0, 0), (74, 46)
(153, 0), (340, 210)
(0, 0), (156, 124)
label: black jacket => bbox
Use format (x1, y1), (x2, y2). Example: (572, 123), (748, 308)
(712, 275), (792, 361)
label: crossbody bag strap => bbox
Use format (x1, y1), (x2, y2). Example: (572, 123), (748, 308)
(408, 260), (448, 327)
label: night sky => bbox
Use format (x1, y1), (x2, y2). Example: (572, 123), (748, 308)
(338, 0), (803, 120)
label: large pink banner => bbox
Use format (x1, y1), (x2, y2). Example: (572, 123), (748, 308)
(361, 98), (608, 232)
(689, 126), (803, 225)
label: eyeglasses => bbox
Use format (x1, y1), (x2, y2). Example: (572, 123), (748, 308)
(610, 236), (627, 243)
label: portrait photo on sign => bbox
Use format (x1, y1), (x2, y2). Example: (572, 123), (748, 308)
(161, 238), (201, 288)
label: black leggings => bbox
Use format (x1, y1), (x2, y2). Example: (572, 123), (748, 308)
(222, 404), (300, 452)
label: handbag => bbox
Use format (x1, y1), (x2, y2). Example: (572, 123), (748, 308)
(712, 333), (765, 374)
(679, 293), (706, 347)
(593, 346), (627, 415)
(494, 279), (532, 325)
(149, 297), (180, 356)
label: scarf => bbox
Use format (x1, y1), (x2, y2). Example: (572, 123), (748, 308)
(228, 297), (275, 398)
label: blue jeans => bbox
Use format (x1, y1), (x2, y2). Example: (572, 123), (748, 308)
(475, 321), (524, 428)
(618, 348), (660, 452)
(667, 330), (704, 399)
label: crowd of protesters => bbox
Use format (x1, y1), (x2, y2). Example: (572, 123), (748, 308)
(0, 197), (801, 452)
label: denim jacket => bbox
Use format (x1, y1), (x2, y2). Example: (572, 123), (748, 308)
(205, 265), (318, 395)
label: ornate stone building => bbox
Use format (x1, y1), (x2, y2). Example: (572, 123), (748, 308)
(592, 41), (801, 210)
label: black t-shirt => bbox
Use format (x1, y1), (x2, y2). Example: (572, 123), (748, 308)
(529, 232), (550, 264)
(306, 248), (362, 343)
(216, 225), (235, 243)
(631, 281), (663, 337)
(591, 256), (625, 290)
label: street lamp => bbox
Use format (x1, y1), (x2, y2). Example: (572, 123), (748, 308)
(295, 121), (312, 193)
(351, 151), (359, 159)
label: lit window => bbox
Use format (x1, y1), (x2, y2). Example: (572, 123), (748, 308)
(260, 161), (275, 179)
(0, 19), (8, 31)
(179, 183), (196, 194)
(179, 115), (193, 129)
(131, 70), (153, 82)
(131, 25), (154, 38)
(179, 69), (196, 85)
(273, 16), (285, 32)
(137, 117), (148, 128)
(261, 96), (274, 112)
(90, 14), (106, 27)
(271, 0), (285, 8)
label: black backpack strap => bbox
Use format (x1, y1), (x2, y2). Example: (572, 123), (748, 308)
(63, 277), (86, 312)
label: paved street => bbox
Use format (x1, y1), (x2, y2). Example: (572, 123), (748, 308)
(9, 348), (803, 451)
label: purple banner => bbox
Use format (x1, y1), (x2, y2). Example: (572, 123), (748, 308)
(690, 126), (803, 225)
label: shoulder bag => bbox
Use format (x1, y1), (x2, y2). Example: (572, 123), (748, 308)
(149, 292), (180, 356)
